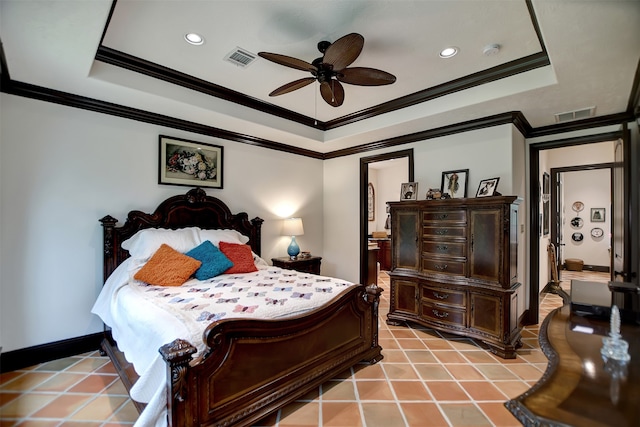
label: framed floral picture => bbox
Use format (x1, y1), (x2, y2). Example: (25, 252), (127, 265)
(440, 169), (469, 198)
(159, 135), (223, 188)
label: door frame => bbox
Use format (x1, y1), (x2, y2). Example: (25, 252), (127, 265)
(528, 130), (625, 325)
(549, 163), (615, 279)
(360, 149), (414, 286)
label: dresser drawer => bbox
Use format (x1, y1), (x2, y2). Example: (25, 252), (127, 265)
(423, 226), (466, 239)
(422, 258), (466, 276)
(423, 210), (467, 223)
(423, 240), (466, 257)
(422, 303), (465, 327)
(422, 286), (466, 307)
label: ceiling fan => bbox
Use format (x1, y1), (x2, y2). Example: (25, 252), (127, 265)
(258, 33), (396, 107)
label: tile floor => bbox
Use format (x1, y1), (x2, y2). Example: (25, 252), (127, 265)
(0, 270), (610, 427)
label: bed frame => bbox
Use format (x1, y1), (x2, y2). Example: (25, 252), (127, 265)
(99, 188), (383, 427)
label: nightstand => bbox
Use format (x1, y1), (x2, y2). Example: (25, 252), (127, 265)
(271, 256), (322, 275)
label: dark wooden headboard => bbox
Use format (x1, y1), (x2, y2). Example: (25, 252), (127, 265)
(99, 188), (263, 282)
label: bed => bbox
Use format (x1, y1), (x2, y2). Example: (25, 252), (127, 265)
(92, 188), (383, 427)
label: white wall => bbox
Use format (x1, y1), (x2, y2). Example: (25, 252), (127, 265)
(324, 124), (526, 285)
(368, 160), (407, 235)
(561, 169), (610, 267)
(0, 93), (324, 352)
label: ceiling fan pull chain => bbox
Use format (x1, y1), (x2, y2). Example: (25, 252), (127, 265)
(314, 86), (318, 125)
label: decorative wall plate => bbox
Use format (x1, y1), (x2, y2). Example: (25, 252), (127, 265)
(572, 201), (584, 213)
(570, 217), (584, 228)
(572, 232), (584, 242)
(591, 227), (604, 238)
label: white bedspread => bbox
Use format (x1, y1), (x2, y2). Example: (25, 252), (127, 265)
(91, 258), (355, 427)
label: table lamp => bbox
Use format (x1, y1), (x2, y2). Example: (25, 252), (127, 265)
(282, 217), (304, 259)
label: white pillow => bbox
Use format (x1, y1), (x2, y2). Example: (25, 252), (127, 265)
(121, 227), (200, 260)
(196, 228), (250, 246)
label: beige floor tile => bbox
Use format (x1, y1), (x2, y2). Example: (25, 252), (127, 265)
(413, 364), (453, 381)
(70, 395), (128, 421)
(476, 402), (522, 427)
(356, 380), (395, 401)
(0, 393), (58, 418)
(492, 380), (532, 399)
(439, 403), (492, 426)
(32, 373), (86, 392)
(380, 349), (409, 363)
(361, 402), (404, 427)
(445, 365), (485, 381)
(404, 350), (437, 364)
(459, 381), (508, 401)
(383, 363), (419, 380)
(321, 402), (363, 427)
(432, 350), (469, 364)
(321, 381), (356, 401)
(425, 382), (471, 401)
(0, 373), (55, 392)
(401, 402), (449, 427)
(31, 393), (94, 418)
(279, 401), (320, 426)
(390, 381), (432, 401)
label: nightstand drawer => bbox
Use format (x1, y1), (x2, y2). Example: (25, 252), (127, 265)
(271, 256), (322, 275)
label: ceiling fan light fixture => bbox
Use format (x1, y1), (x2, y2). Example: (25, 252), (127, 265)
(184, 33), (204, 46)
(439, 47), (458, 58)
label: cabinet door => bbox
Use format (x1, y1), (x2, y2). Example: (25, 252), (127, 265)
(469, 208), (502, 284)
(393, 210), (420, 271)
(469, 292), (502, 339)
(391, 279), (419, 315)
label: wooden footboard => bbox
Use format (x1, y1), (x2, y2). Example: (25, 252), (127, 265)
(158, 284), (382, 427)
(104, 283), (382, 427)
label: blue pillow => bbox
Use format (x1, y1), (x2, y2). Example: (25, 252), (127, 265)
(186, 240), (234, 280)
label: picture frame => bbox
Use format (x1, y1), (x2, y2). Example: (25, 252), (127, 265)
(159, 135), (223, 188)
(542, 172), (550, 202)
(400, 182), (418, 201)
(367, 183), (375, 221)
(591, 208), (605, 222)
(440, 169), (469, 198)
(476, 177), (500, 197)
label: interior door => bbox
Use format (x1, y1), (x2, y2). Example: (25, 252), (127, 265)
(612, 139), (628, 282)
(556, 172), (564, 280)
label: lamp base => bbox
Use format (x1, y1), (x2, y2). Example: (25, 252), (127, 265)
(287, 236), (300, 260)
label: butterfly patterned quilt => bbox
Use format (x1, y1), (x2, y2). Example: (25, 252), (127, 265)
(91, 258), (357, 427)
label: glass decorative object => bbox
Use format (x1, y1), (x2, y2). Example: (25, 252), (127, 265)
(601, 305), (631, 363)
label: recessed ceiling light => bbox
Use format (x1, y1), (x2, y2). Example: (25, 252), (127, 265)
(184, 33), (204, 45)
(439, 47), (458, 58)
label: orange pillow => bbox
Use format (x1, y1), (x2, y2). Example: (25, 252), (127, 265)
(134, 244), (201, 286)
(218, 242), (258, 274)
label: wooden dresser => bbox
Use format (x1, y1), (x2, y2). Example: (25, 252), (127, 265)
(387, 196), (523, 358)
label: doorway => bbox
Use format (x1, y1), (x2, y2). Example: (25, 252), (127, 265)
(529, 131), (628, 325)
(359, 149), (414, 286)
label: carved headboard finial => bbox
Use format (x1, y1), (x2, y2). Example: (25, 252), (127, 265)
(186, 188), (207, 203)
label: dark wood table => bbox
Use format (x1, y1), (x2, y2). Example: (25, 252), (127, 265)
(506, 304), (639, 426)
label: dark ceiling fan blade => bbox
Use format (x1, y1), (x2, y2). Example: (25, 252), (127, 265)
(320, 80), (345, 107)
(322, 33), (364, 71)
(269, 77), (316, 96)
(337, 67), (396, 86)
(258, 52), (316, 72)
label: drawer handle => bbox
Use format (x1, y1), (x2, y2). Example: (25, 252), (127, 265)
(437, 213), (449, 220)
(435, 229), (449, 235)
(434, 264), (448, 271)
(436, 245), (448, 251)
(433, 292), (449, 300)
(432, 309), (449, 318)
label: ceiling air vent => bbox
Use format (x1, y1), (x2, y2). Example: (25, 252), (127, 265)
(224, 48), (257, 68)
(554, 106), (596, 123)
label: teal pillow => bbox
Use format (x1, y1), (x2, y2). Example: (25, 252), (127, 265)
(186, 240), (234, 280)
